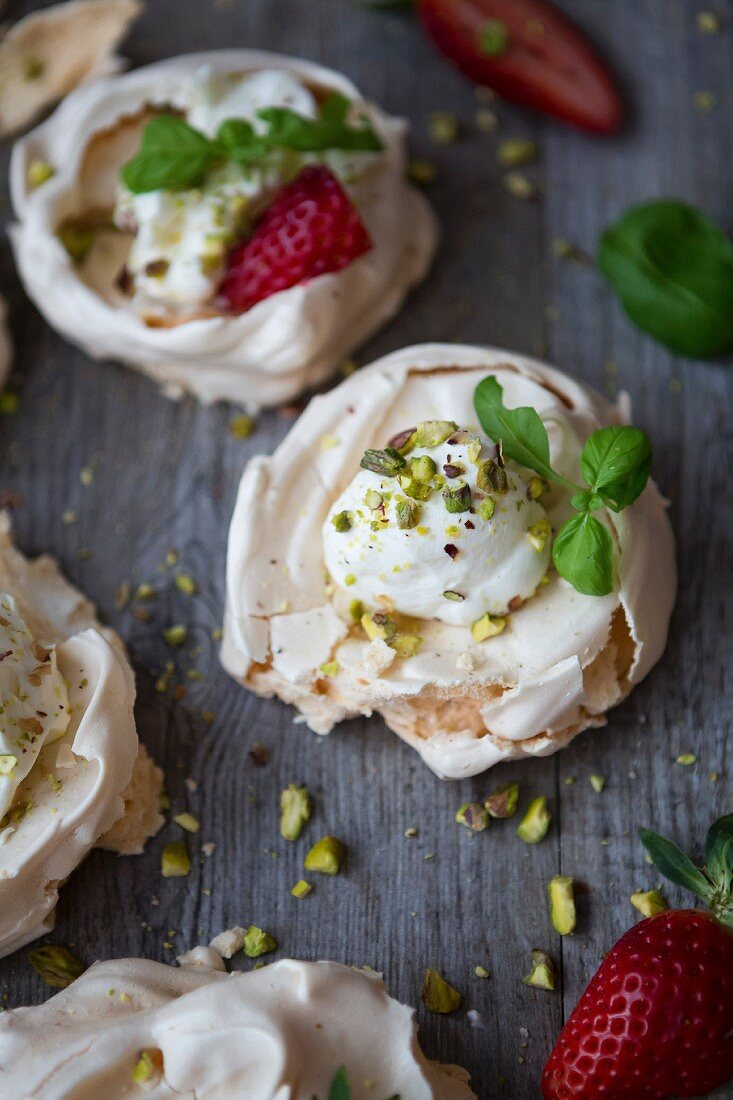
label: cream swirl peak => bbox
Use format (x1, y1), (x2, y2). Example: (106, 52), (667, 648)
(323, 423), (551, 629)
(0, 596), (70, 821)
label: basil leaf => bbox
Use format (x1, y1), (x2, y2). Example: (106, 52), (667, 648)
(121, 116), (224, 193)
(580, 425), (652, 511)
(328, 1067), (350, 1100)
(258, 92), (384, 153)
(640, 828), (714, 903)
(217, 119), (271, 166)
(473, 376), (568, 485)
(598, 199), (733, 358)
(552, 513), (614, 596)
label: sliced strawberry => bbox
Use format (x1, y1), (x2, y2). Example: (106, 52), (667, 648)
(219, 165), (372, 313)
(417, 0), (623, 134)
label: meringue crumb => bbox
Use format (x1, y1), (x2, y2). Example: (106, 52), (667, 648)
(359, 637), (395, 677)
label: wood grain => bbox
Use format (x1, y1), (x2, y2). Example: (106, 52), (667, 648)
(0, 1), (731, 1096)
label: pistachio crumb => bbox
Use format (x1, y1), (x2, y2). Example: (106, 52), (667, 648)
(675, 753), (696, 766)
(497, 139), (538, 168)
(161, 841), (190, 878)
(455, 801), (490, 832)
(522, 949), (556, 991)
(243, 926), (277, 958)
(428, 110), (458, 145)
(318, 660), (339, 677)
(630, 889), (668, 918)
(175, 573), (197, 596)
(697, 11), (722, 32)
(421, 968), (461, 1013)
(280, 784), (311, 841)
(173, 812), (200, 834)
(693, 90), (717, 112)
(548, 876), (576, 935)
(291, 879), (312, 899)
(484, 782), (519, 819)
(517, 797), (551, 844)
(475, 965), (490, 979)
(404, 826), (418, 838)
(304, 835), (345, 875)
(28, 945), (85, 989)
(27, 159), (55, 188)
(228, 414), (256, 439)
(163, 624), (187, 648)
(503, 172), (536, 200)
(589, 773), (606, 793)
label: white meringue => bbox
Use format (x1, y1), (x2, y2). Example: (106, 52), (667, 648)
(0, 516), (163, 957)
(0, 955), (476, 1099)
(10, 51), (438, 407)
(222, 343), (676, 779)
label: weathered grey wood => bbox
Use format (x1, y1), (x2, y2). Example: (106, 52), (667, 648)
(0, 0), (731, 1096)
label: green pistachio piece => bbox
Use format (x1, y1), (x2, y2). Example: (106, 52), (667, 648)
(58, 221), (96, 263)
(173, 812), (200, 834)
(364, 488), (383, 510)
(387, 427), (417, 454)
(522, 949), (556, 991)
(163, 624), (187, 648)
(411, 454), (438, 483)
(331, 510), (352, 533)
(471, 613), (506, 642)
(443, 481), (472, 513)
(467, 438), (483, 464)
(548, 875), (576, 935)
(528, 476), (546, 500)
(27, 159), (55, 188)
(517, 796), (551, 844)
(477, 459), (509, 495)
(630, 889), (668, 917)
(497, 139), (538, 168)
(28, 945), (86, 989)
(455, 802), (490, 831)
(413, 420), (458, 448)
(161, 840), (190, 877)
(291, 879), (312, 899)
(589, 773), (606, 793)
(527, 518), (551, 552)
(361, 612), (396, 641)
(390, 633), (423, 658)
(360, 448), (407, 476)
(399, 476), (433, 501)
(396, 499), (421, 529)
(349, 598), (364, 623)
(442, 590), (465, 602)
(484, 782), (519, 819)
(304, 835), (345, 875)
(421, 968), (461, 1013)
(243, 925), (277, 958)
(0, 754), (17, 775)
(131, 1050), (163, 1085)
(479, 497), (496, 520)
(280, 784), (311, 841)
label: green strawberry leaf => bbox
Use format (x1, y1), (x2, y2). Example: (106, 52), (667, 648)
(121, 116), (224, 193)
(552, 512), (614, 596)
(580, 425), (652, 511)
(328, 1067), (350, 1100)
(598, 199), (733, 358)
(706, 814), (733, 901)
(257, 92), (384, 152)
(640, 827), (715, 904)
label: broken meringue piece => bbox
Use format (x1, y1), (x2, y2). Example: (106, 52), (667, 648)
(0, 515), (163, 958)
(0, 954), (475, 1098)
(222, 343), (676, 779)
(0, 0), (142, 138)
(9, 50), (438, 407)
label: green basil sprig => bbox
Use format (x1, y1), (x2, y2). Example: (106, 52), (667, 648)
(473, 376), (652, 596)
(121, 92), (384, 194)
(598, 199), (733, 358)
(327, 1067), (399, 1100)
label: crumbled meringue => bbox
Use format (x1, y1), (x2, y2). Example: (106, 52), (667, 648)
(10, 51), (438, 407)
(0, 955), (475, 1098)
(0, 515), (163, 957)
(222, 343), (676, 779)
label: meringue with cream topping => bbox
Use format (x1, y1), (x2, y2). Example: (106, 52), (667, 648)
(0, 954), (476, 1099)
(222, 343), (676, 779)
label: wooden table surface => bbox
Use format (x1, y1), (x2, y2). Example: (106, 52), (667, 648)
(0, 1), (731, 1096)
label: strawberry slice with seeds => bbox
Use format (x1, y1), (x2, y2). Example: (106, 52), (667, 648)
(219, 165), (372, 313)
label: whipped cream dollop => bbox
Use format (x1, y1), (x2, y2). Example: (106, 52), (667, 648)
(0, 596), (70, 820)
(222, 343), (676, 779)
(10, 51), (438, 407)
(323, 425), (550, 627)
(0, 516), (163, 958)
(0, 956), (476, 1099)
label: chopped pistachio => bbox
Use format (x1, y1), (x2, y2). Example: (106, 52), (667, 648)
(455, 802), (490, 832)
(477, 459), (509, 495)
(331, 510), (352, 533)
(360, 447), (407, 476)
(228, 413), (256, 439)
(27, 159), (55, 188)
(693, 90), (716, 112)
(131, 1049), (163, 1085)
(479, 497), (496, 521)
(161, 841), (190, 878)
(484, 782), (519, 819)
(471, 613), (506, 642)
(475, 965), (490, 978)
(0, 392), (20, 415)
(411, 454), (438, 482)
(522, 949), (556, 991)
(319, 660), (339, 677)
(517, 796), (551, 844)
(527, 518), (551, 553)
(421, 968), (461, 1013)
(0, 755), (17, 776)
(408, 157), (437, 185)
(305, 835), (345, 875)
(548, 876), (576, 935)
(349, 598), (364, 623)
(497, 140), (538, 168)
(243, 925), (277, 958)
(396, 498), (421, 529)
(28, 945), (85, 989)
(414, 420), (458, 448)
(391, 633), (423, 658)
(527, 477), (545, 500)
(399, 475), (433, 502)
(442, 590), (465, 603)
(475, 107), (498, 133)
(173, 812), (200, 834)
(697, 11), (722, 32)
(387, 427), (418, 454)
(58, 221), (96, 262)
(291, 879), (312, 899)
(428, 110), (458, 145)
(163, 624), (187, 648)
(675, 752), (696, 766)
(443, 481), (472, 513)
(280, 784), (311, 841)
(478, 17), (508, 56)
(175, 573), (197, 596)
(589, 773), (606, 793)
(630, 889), (668, 917)
(135, 582), (156, 600)
(361, 612), (394, 641)
(504, 172), (536, 200)
(364, 488), (383, 511)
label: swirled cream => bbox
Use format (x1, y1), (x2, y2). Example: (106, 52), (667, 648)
(222, 343), (676, 779)
(10, 51), (438, 407)
(0, 956), (476, 1099)
(0, 516), (163, 957)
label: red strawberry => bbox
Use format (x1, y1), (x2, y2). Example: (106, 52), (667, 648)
(543, 815), (733, 1099)
(219, 165), (372, 313)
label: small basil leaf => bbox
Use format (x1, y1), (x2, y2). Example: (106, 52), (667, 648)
(473, 376), (568, 486)
(571, 490), (592, 512)
(121, 116), (223, 193)
(328, 1067), (350, 1100)
(598, 199), (733, 358)
(580, 426), (652, 510)
(552, 513), (614, 596)
(217, 119), (271, 165)
(258, 92), (384, 153)
(705, 814), (733, 894)
(640, 828), (714, 903)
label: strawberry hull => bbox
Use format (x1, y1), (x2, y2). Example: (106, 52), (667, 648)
(542, 910), (733, 1099)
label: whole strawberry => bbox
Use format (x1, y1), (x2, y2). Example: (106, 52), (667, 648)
(543, 815), (733, 1099)
(219, 165), (372, 313)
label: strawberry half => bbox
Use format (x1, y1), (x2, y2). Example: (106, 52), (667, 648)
(219, 165), (372, 313)
(543, 815), (733, 1099)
